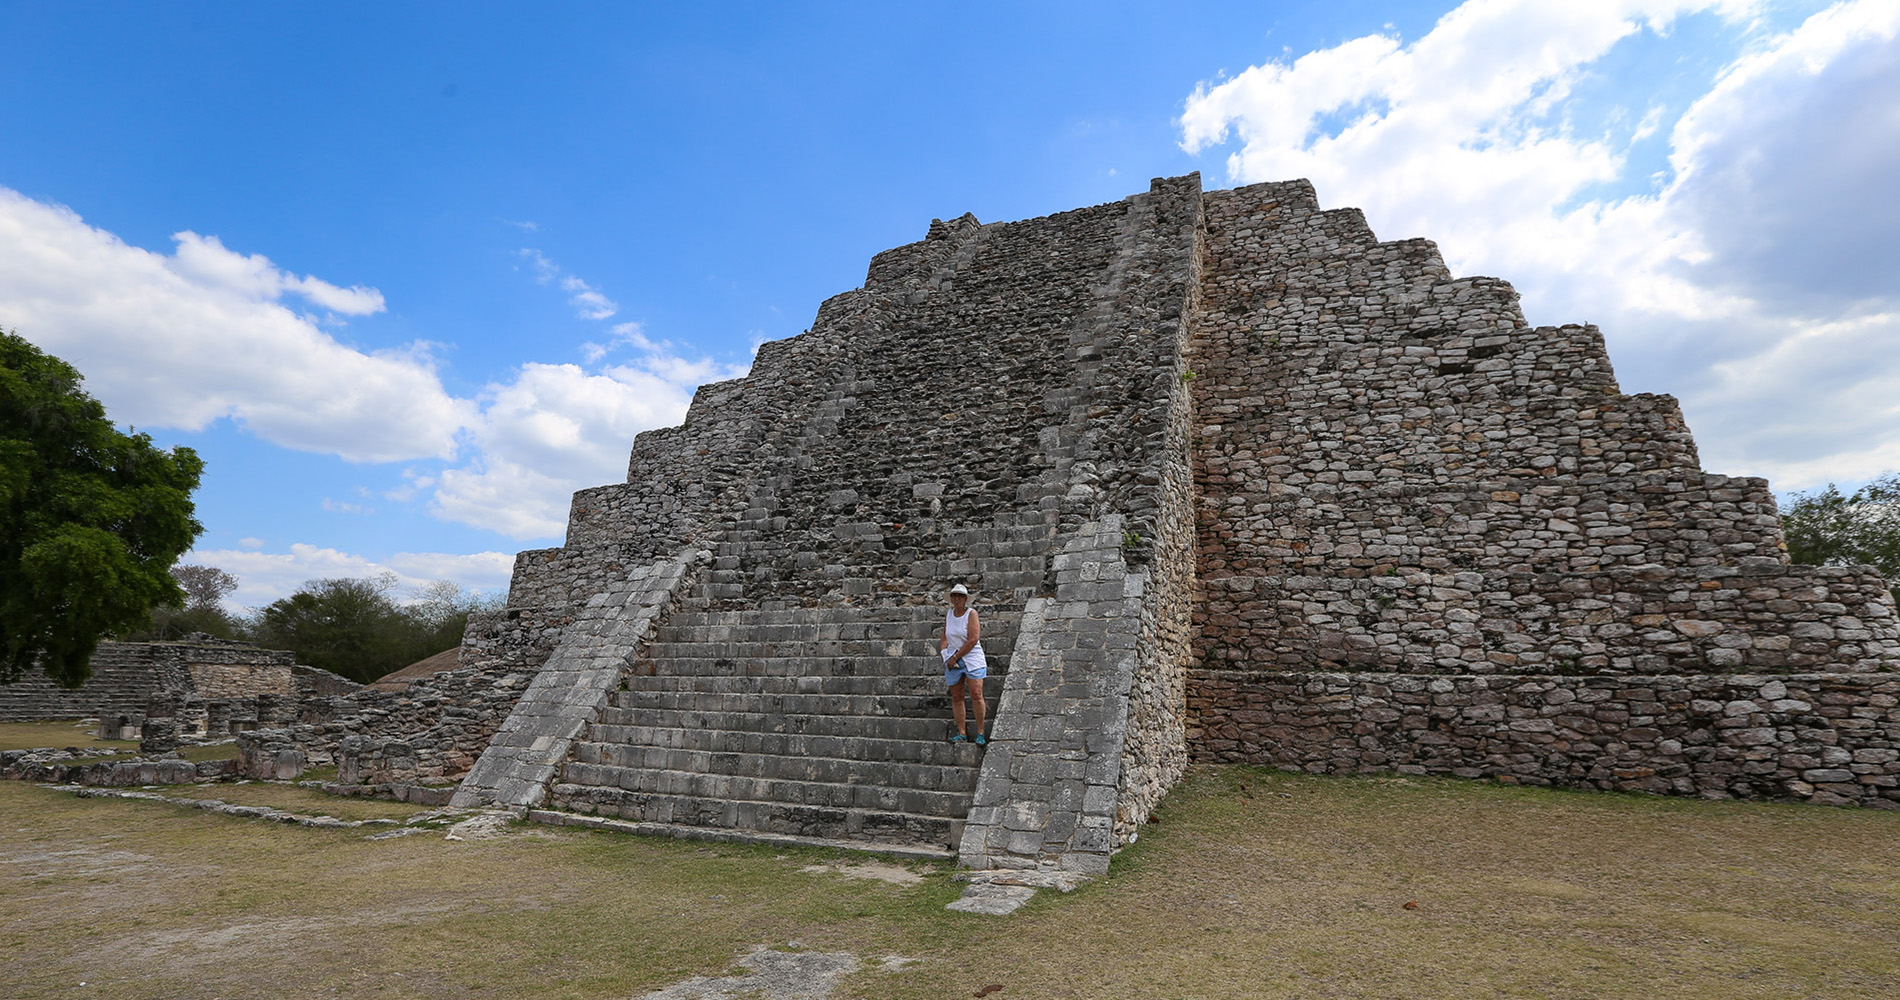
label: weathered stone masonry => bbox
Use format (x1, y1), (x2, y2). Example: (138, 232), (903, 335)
(436, 171), (1895, 874)
(1185, 179), (1899, 808)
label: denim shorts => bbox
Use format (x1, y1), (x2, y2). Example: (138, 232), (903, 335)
(944, 656), (988, 686)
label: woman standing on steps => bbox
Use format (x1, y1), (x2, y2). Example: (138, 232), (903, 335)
(941, 583), (988, 746)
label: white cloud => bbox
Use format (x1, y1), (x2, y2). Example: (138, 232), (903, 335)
(0, 188), (748, 542)
(167, 231), (386, 315)
(518, 248), (619, 320)
(190, 544), (517, 610)
(320, 498), (373, 515)
(0, 190), (471, 462)
(1180, 0), (1900, 491)
(432, 350), (749, 539)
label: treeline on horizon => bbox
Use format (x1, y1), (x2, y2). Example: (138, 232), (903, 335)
(124, 565), (501, 685)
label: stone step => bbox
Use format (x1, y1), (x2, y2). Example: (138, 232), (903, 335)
(646, 631), (1014, 655)
(660, 609), (1018, 631)
(586, 723), (984, 767)
(596, 706), (979, 743)
(639, 646), (976, 669)
(567, 744), (978, 792)
(545, 785), (962, 850)
(526, 809), (955, 861)
(662, 609), (950, 628)
(622, 673), (989, 696)
(555, 764), (974, 818)
(610, 689), (952, 718)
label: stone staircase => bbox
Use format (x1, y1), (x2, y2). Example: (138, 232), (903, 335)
(0, 643), (170, 722)
(545, 606), (1013, 854)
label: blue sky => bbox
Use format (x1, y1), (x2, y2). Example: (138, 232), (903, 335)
(3, 1), (1896, 608)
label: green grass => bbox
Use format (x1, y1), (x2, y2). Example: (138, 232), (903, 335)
(4, 766), (1899, 999)
(0, 719), (137, 753)
(159, 781), (433, 823)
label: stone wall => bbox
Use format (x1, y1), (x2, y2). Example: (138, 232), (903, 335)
(1178, 177), (1895, 807)
(236, 659), (528, 787)
(1186, 179), (1898, 681)
(0, 637), (354, 728)
(0, 642), (181, 722)
(1196, 564), (1899, 675)
(1188, 670), (1900, 808)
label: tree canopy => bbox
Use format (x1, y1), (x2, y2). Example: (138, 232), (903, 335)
(124, 563), (242, 641)
(1783, 473), (1900, 588)
(247, 574), (497, 683)
(1, 330), (204, 687)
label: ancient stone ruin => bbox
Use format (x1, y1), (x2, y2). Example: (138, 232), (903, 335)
(103, 172), (1893, 874)
(0, 634), (356, 740)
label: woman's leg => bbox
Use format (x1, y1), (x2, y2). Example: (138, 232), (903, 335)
(969, 677), (987, 736)
(950, 676), (968, 735)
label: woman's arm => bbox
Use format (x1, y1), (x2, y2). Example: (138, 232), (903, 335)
(952, 609), (981, 660)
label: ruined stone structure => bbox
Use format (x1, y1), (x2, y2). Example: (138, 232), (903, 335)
(419, 173), (1893, 869)
(0, 636), (356, 737)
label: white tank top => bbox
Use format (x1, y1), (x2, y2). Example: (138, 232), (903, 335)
(945, 608), (986, 665)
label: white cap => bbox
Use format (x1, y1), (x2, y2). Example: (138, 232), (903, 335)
(948, 584), (970, 597)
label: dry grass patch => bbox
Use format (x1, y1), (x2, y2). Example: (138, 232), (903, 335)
(0, 719), (135, 753)
(159, 781), (433, 823)
(4, 767), (1898, 999)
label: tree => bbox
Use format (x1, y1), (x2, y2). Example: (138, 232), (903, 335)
(123, 564), (241, 641)
(1783, 472), (1900, 588)
(173, 564), (238, 609)
(250, 575), (411, 683)
(245, 575), (499, 683)
(404, 578), (502, 655)
(1, 331), (204, 687)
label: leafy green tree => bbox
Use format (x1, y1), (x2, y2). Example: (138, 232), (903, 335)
(246, 575), (496, 683)
(1783, 473), (1900, 588)
(1, 331), (204, 687)
(250, 574), (412, 683)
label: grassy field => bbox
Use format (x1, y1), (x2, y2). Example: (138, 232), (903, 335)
(0, 718), (240, 765)
(4, 766), (1898, 999)
(0, 718), (137, 753)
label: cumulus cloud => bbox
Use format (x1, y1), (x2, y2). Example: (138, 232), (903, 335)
(168, 231), (386, 315)
(1180, 0), (1900, 491)
(433, 350), (748, 539)
(0, 187), (750, 542)
(188, 543), (517, 610)
(0, 190), (471, 461)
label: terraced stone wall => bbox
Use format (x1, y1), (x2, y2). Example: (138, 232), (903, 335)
(1185, 180), (1900, 678)
(464, 177), (1210, 857)
(1180, 179), (1898, 806)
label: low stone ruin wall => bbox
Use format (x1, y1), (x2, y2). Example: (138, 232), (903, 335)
(1, 749), (238, 786)
(1188, 669), (1900, 808)
(236, 663), (528, 787)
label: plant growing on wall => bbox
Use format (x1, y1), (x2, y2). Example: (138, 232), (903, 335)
(0, 330), (204, 687)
